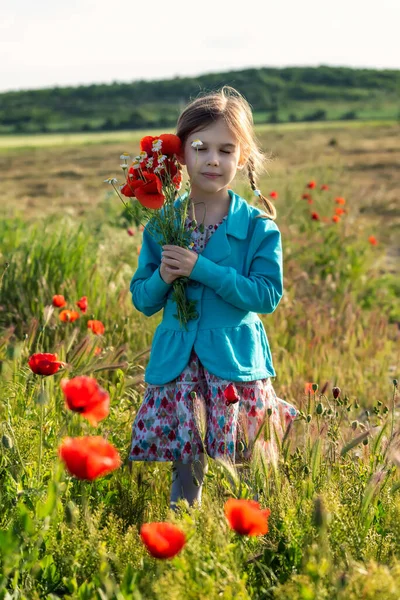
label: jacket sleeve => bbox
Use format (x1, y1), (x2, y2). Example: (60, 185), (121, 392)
(188, 220), (283, 314)
(129, 223), (172, 317)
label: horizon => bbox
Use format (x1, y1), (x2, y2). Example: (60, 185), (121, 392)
(1, 63), (399, 95)
(1, 0), (399, 94)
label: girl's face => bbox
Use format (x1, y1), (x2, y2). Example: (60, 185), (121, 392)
(180, 119), (243, 197)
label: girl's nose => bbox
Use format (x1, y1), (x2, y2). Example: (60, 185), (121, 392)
(206, 156), (218, 166)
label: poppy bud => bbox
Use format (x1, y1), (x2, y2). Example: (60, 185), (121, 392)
(351, 421), (358, 430)
(332, 387), (341, 399)
(1, 434), (13, 449)
(394, 379), (398, 388)
(362, 438), (369, 446)
(307, 414), (312, 423)
(224, 383), (239, 405)
(312, 383), (318, 392)
(316, 403), (323, 415)
(267, 407), (272, 416)
(190, 391), (196, 400)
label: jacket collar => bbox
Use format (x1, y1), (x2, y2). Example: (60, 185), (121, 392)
(174, 189), (250, 264)
(225, 189), (250, 240)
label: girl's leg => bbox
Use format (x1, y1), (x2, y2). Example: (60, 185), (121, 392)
(169, 453), (208, 510)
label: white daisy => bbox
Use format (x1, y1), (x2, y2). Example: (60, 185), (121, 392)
(120, 153), (131, 161)
(191, 139), (203, 148)
(104, 177), (118, 184)
(152, 139), (162, 152)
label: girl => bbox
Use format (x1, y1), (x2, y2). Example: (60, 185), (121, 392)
(129, 86), (298, 510)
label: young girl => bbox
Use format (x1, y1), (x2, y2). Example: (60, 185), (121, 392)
(129, 86), (298, 510)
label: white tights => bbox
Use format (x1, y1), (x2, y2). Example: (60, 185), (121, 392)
(169, 453), (208, 511)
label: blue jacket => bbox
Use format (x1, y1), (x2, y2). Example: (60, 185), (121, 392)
(130, 189), (283, 385)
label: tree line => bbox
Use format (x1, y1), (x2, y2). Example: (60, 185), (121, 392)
(0, 65), (399, 134)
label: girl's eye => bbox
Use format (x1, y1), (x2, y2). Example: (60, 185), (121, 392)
(221, 150), (231, 154)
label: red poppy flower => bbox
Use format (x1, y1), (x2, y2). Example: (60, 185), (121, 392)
(311, 212), (319, 221)
(52, 295), (66, 308)
(269, 191), (278, 199)
(304, 382), (315, 393)
(307, 181), (316, 189)
(368, 236), (378, 246)
(59, 310), (80, 323)
(332, 215), (340, 223)
(28, 352), (65, 376)
(224, 383), (239, 406)
(140, 522), (186, 559)
(120, 168), (143, 198)
(159, 134), (182, 156)
(76, 296), (88, 313)
(302, 193), (311, 200)
(140, 134), (182, 157)
(140, 136), (156, 154)
(87, 320), (105, 335)
(335, 207), (346, 216)
(61, 376), (110, 425)
(224, 498), (271, 536)
(335, 197), (346, 205)
(134, 173), (165, 209)
(307, 199), (313, 204)
(320, 184), (329, 190)
(59, 436), (121, 480)
(127, 228), (135, 236)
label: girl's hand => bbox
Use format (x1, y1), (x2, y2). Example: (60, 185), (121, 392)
(159, 261), (180, 284)
(161, 245), (199, 279)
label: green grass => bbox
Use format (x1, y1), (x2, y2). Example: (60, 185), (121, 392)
(0, 124), (399, 598)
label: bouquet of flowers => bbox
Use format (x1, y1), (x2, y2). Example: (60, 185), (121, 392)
(104, 133), (198, 330)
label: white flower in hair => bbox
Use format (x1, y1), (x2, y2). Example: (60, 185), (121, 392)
(146, 157), (154, 168)
(191, 139), (203, 148)
(158, 154), (167, 164)
(253, 189), (261, 197)
(120, 153), (131, 161)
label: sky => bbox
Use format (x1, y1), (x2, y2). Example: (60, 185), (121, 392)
(1, 0), (399, 93)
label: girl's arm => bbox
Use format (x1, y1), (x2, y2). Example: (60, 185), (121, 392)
(130, 225), (172, 317)
(188, 220), (283, 314)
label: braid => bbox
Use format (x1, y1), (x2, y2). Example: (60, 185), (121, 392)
(247, 157), (277, 221)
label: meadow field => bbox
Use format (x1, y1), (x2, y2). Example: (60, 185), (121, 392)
(0, 120), (399, 599)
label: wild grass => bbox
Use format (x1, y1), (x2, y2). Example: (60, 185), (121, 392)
(0, 122), (398, 598)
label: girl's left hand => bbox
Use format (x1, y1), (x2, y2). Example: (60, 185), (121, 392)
(161, 245), (198, 278)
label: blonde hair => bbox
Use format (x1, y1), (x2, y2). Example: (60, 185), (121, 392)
(176, 85), (276, 220)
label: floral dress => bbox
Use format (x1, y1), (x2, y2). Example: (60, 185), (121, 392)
(129, 215), (298, 465)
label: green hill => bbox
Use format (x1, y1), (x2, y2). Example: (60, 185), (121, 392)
(0, 65), (399, 134)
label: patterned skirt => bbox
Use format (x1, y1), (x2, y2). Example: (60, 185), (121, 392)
(129, 348), (298, 465)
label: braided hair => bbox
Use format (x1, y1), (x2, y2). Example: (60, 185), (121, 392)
(247, 157), (276, 221)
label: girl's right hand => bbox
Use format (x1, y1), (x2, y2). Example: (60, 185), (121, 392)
(159, 261), (181, 285)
